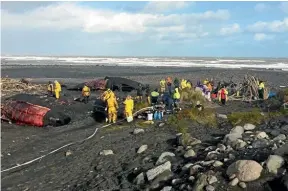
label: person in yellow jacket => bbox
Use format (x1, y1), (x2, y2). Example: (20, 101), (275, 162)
(82, 84), (91, 104)
(173, 87), (181, 107)
(123, 95), (134, 120)
(54, 80), (61, 99)
(106, 95), (118, 124)
(160, 79), (166, 93)
(47, 81), (54, 96)
(258, 81), (265, 100)
(102, 88), (115, 101)
(203, 78), (209, 85)
(181, 79), (187, 90)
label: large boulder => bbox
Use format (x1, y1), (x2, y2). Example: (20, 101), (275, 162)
(226, 160), (263, 182)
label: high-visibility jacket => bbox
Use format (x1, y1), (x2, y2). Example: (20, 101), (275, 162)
(151, 91), (160, 97)
(186, 82), (192, 89)
(203, 79), (209, 85)
(103, 90), (115, 101)
(160, 80), (166, 88)
(107, 96), (118, 109)
(54, 82), (61, 92)
(181, 79), (187, 89)
(82, 85), (90, 97)
(173, 88), (181, 99)
(48, 84), (53, 91)
(258, 82), (265, 90)
(124, 98), (134, 112)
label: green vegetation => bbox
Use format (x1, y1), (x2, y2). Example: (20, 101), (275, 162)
(180, 89), (206, 105)
(227, 109), (265, 126)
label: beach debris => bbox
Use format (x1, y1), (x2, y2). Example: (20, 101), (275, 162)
(99, 150), (114, 156)
(65, 150), (72, 157)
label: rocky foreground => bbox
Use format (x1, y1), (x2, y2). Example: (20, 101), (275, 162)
(97, 118), (288, 191)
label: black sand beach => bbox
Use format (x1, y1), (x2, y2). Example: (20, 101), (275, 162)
(1, 65), (288, 191)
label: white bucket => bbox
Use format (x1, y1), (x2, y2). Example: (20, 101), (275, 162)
(147, 113), (153, 121)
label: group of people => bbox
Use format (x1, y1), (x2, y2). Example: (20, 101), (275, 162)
(47, 81), (91, 104)
(100, 88), (134, 124)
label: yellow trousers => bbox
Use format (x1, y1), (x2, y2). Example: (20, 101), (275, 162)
(108, 107), (117, 123)
(55, 91), (60, 99)
(147, 96), (151, 105)
(125, 110), (133, 118)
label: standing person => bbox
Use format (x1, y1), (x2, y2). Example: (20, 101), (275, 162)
(123, 95), (134, 121)
(160, 79), (166, 93)
(136, 84), (143, 102)
(166, 76), (172, 95)
(151, 88), (160, 105)
(54, 80), (62, 100)
(173, 87), (181, 108)
(174, 78), (180, 89)
(258, 81), (265, 100)
(82, 84), (91, 104)
(47, 81), (54, 97)
(218, 86), (228, 105)
(106, 94), (118, 124)
(145, 84), (151, 105)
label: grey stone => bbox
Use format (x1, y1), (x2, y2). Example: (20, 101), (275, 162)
(134, 172), (145, 185)
(213, 161), (223, 167)
(281, 125), (288, 132)
(235, 140), (247, 150)
(245, 131), (254, 134)
(176, 133), (201, 146)
(182, 163), (193, 171)
(202, 160), (215, 166)
(266, 155), (285, 174)
(217, 114), (228, 119)
(189, 176), (195, 182)
(244, 123), (256, 130)
(133, 128), (144, 134)
(229, 153), (236, 160)
(229, 174), (236, 180)
(159, 123), (165, 127)
(274, 144), (288, 156)
(238, 182), (247, 188)
(252, 139), (270, 148)
(172, 178), (181, 185)
(161, 186), (172, 191)
(229, 178), (239, 186)
(156, 152), (175, 165)
(224, 133), (242, 145)
(256, 132), (269, 139)
(184, 149), (196, 158)
(150, 170), (173, 189)
(190, 165), (203, 175)
(99, 150), (114, 155)
(273, 134), (286, 141)
(147, 161), (172, 181)
(205, 185), (215, 191)
(270, 130), (281, 137)
(65, 150), (72, 157)
(230, 126), (244, 135)
(207, 175), (218, 184)
(205, 146), (217, 151)
(217, 144), (226, 152)
(137, 145), (148, 154)
(193, 173), (208, 191)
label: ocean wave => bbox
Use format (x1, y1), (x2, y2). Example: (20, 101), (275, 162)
(1, 56), (288, 70)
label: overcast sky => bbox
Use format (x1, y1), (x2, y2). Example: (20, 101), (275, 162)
(1, 1), (288, 57)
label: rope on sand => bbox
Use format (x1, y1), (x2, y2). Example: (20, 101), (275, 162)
(1, 106), (154, 173)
